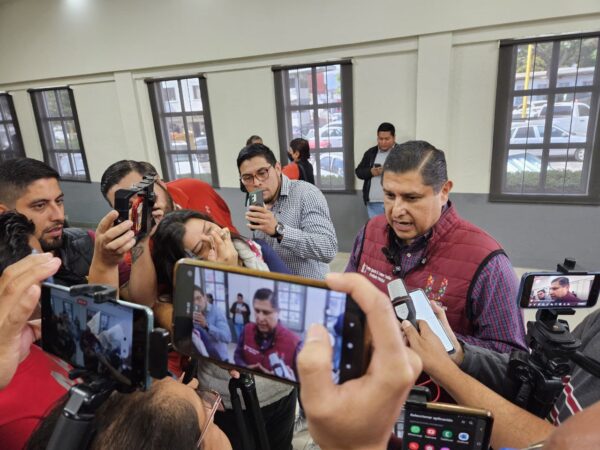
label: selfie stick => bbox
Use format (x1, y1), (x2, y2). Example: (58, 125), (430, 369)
(229, 374), (271, 450)
(509, 259), (600, 418)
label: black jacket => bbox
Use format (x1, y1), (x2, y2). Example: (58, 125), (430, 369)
(355, 145), (379, 204)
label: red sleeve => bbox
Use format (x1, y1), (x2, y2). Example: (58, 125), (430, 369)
(282, 163), (300, 180)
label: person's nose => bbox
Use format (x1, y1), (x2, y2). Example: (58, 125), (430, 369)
(48, 201), (64, 223)
(392, 198), (407, 216)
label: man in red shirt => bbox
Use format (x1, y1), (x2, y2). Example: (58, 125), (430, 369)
(99, 160), (236, 305)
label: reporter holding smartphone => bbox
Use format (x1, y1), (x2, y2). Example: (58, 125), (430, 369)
(402, 299), (600, 449)
(355, 122), (399, 218)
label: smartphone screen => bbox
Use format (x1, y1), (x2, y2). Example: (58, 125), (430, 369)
(172, 260), (365, 385)
(41, 283), (154, 389)
(402, 402), (493, 450)
(519, 272), (600, 308)
(409, 289), (455, 354)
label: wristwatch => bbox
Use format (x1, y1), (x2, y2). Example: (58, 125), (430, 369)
(272, 222), (284, 240)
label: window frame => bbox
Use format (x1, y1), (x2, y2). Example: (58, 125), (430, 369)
(29, 87), (91, 182)
(489, 32), (600, 204)
(146, 75), (219, 186)
(0, 92), (26, 162)
(273, 60), (355, 192)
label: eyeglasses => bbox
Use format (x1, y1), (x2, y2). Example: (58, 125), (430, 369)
(196, 389), (222, 448)
(240, 166), (272, 185)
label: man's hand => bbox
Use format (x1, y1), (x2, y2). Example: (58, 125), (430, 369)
(370, 166), (383, 177)
(0, 253), (61, 389)
(298, 273), (421, 450)
(194, 312), (207, 328)
(245, 205), (277, 236)
(429, 301), (464, 365)
(402, 319), (457, 381)
(93, 210), (136, 269)
(247, 362), (272, 375)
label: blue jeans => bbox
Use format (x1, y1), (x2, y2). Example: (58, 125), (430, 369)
(367, 202), (385, 218)
(234, 323), (244, 340)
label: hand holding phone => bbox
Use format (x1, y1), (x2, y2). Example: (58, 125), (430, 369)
(408, 289), (455, 354)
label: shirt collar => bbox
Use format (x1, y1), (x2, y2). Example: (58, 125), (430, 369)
(279, 174), (291, 198)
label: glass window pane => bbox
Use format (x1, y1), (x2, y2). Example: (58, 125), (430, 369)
(58, 90), (73, 116)
(577, 38), (598, 87)
(0, 125), (8, 149)
(166, 116), (187, 150)
(71, 153), (86, 177)
(181, 78), (203, 112)
(545, 152), (584, 194)
(55, 152), (73, 176)
(0, 96), (11, 120)
(44, 91), (60, 118)
(49, 121), (66, 149)
(324, 64), (342, 104)
(187, 115), (205, 150)
(171, 154), (192, 178)
(160, 80), (181, 113)
(296, 68), (313, 106)
(319, 151), (345, 190)
(65, 120), (80, 149)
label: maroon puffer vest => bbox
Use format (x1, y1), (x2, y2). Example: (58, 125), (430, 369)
(242, 323), (300, 370)
(357, 205), (505, 336)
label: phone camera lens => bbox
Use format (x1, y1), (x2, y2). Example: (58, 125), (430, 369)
(346, 342), (354, 349)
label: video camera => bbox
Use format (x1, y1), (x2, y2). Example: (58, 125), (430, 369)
(41, 283), (170, 450)
(508, 259), (600, 418)
(113, 172), (157, 242)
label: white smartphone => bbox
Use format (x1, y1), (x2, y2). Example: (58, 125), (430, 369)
(409, 288), (455, 354)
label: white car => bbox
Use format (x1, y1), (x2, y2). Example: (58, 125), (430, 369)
(305, 126), (343, 149)
(509, 123), (586, 161)
(537, 102), (590, 136)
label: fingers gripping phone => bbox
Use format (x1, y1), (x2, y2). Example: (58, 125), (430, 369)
(403, 401), (493, 450)
(41, 283), (154, 390)
(172, 260), (366, 385)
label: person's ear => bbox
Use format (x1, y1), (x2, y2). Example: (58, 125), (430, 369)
(439, 180), (453, 203)
(0, 203), (11, 213)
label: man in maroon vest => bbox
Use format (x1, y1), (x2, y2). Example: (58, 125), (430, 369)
(346, 140), (526, 353)
(234, 288), (301, 381)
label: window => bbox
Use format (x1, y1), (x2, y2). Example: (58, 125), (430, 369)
(275, 281), (305, 332)
(490, 33), (600, 203)
(30, 88), (89, 181)
(274, 61), (354, 191)
(147, 76), (218, 185)
(0, 93), (25, 162)
(201, 269), (228, 317)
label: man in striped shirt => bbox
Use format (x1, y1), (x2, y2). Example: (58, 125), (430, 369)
(238, 144), (337, 280)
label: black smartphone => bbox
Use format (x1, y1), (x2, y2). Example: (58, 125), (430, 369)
(172, 259), (366, 385)
(518, 272), (600, 308)
(402, 402), (493, 450)
(41, 283), (154, 390)
(246, 189), (265, 208)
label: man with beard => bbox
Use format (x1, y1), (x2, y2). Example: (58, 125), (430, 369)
(100, 160), (236, 304)
(0, 158), (135, 286)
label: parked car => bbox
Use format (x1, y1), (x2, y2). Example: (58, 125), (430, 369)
(511, 100), (547, 119)
(537, 102), (590, 136)
(509, 123), (586, 161)
(319, 154), (344, 176)
(305, 126), (343, 149)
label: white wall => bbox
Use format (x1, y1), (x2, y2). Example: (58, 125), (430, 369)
(1, 0), (599, 193)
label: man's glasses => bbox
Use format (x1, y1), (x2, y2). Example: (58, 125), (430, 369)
(240, 166), (272, 185)
(196, 389), (222, 447)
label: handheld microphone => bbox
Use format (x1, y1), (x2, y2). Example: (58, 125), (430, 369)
(388, 279), (417, 327)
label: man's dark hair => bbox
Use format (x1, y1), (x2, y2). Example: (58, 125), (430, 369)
(237, 293), (244, 299)
(0, 158), (59, 207)
(236, 144), (277, 170)
(289, 138), (311, 161)
(27, 386), (201, 450)
(0, 211), (35, 276)
(193, 285), (204, 296)
(246, 135), (263, 146)
(253, 288), (278, 310)
(100, 160), (158, 202)
(537, 289), (546, 294)
(377, 122), (395, 136)
(383, 140), (448, 193)
(552, 277), (570, 287)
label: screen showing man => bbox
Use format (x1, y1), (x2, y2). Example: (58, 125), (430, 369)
(527, 274), (595, 307)
(183, 266), (349, 383)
